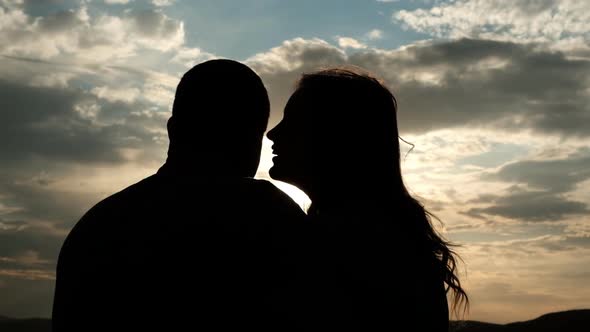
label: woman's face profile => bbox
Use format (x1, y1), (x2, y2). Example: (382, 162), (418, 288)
(267, 88), (314, 191)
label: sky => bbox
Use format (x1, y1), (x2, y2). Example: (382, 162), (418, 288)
(0, 0), (589, 323)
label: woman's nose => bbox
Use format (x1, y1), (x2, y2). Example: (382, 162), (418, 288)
(266, 121), (281, 141)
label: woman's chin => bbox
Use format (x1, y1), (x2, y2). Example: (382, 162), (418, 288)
(268, 164), (297, 184)
(268, 164), (285, 181)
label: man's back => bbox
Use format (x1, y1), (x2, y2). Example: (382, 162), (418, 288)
(52, 170), (305, 331)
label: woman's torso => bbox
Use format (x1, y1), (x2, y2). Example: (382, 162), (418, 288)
(296, 210), (449, 331)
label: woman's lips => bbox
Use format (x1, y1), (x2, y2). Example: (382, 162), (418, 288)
(271, 146), (279, 157)
(271, 153), (281, 163)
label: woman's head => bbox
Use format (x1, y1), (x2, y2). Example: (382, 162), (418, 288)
(267, 67), (403, 202)
(267, 66), (469, 315)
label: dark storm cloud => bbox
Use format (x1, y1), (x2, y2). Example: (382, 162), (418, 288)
(467, 188), (589, 222)
(0, 77), (168, 165)
(0, 172), (109, 231)
(483, 150), (590, 193)
(0, 219), (60, 319)
(0, 221), (62, 263)
(1, 80), (122, 164)
(35, 5), (84, 34)
(252, 38), (590, 136)
(127, 9), (183, 40)
(0, 79), (121, 163)
(354, 39), (590, 136)
(22, 0), (68, 6)
(564, 235), (590, 249)
(465, 149), (590, 221)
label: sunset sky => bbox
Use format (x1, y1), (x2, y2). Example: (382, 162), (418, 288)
(1, 0), (589, 323)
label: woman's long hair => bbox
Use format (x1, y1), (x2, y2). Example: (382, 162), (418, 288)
(297, 67), (469, 315)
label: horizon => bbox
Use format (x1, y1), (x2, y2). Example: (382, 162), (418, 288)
(0, 0), (589, 324)
(2, 307), (590, 324)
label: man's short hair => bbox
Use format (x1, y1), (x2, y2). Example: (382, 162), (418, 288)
(172, 59), (270, 136)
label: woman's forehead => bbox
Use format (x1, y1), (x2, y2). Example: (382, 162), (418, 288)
(284, 89), (309, 114)
(285, 87), (330, 113)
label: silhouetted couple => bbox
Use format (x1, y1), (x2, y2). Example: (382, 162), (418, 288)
(53, 59), (467, 331)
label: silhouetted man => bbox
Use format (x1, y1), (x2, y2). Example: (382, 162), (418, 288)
(52, 60), (305, 331)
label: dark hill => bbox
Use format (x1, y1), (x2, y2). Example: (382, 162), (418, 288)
(0, 317), (51, 332)
(0, 309), (588, 332)
(450, 309), (590, 332)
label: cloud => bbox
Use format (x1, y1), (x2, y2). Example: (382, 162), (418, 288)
(484, 149), (590, 193)
(394, 0), (590, 56)
(0, 56), (170, 261)
(30, 71), (76, 89)
(0, 4), (185, 61)
(152, 0), (174, 6)
(0, 220), (62, 319)
(0, 5), (187, 306)
(0, 269), (54, 280)
(247, 37), (590, 227)
(467, 188), (589, 222)
(337, 37), (367, 49)
(361, 39), (590, 138)
(0, 224), (62, 264)
(0, 66), (168, 314)
(366, 29), (384, 40)
(461, 236), (590, 322)
(0, 79), (116, 162)
(248, 37), (590, 137)
(0, 2), (588, 318)
(465, 148), (590, 221)
(91, 86), (141, 104)
(0, 77), (166, 164)
(466, 280), (571, 322)
(247, 37), (346, 73)
(246, 38), (347, 124)
(0, 34), (176, 323)
(121, 9), (185, 52)
(171, 47), (217, 67)
(104, 0), (132, 4)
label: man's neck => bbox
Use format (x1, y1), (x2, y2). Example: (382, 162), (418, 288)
(159, 155), (254, 179)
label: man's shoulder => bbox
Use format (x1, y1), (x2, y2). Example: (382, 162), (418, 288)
(85, 174), (159, 217)
(62, 174), (160, 247)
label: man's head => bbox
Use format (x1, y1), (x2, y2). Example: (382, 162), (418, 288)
(167, 59), (270, 177)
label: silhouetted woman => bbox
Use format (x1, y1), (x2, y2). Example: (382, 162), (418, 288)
(267, 67), (468, 331)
